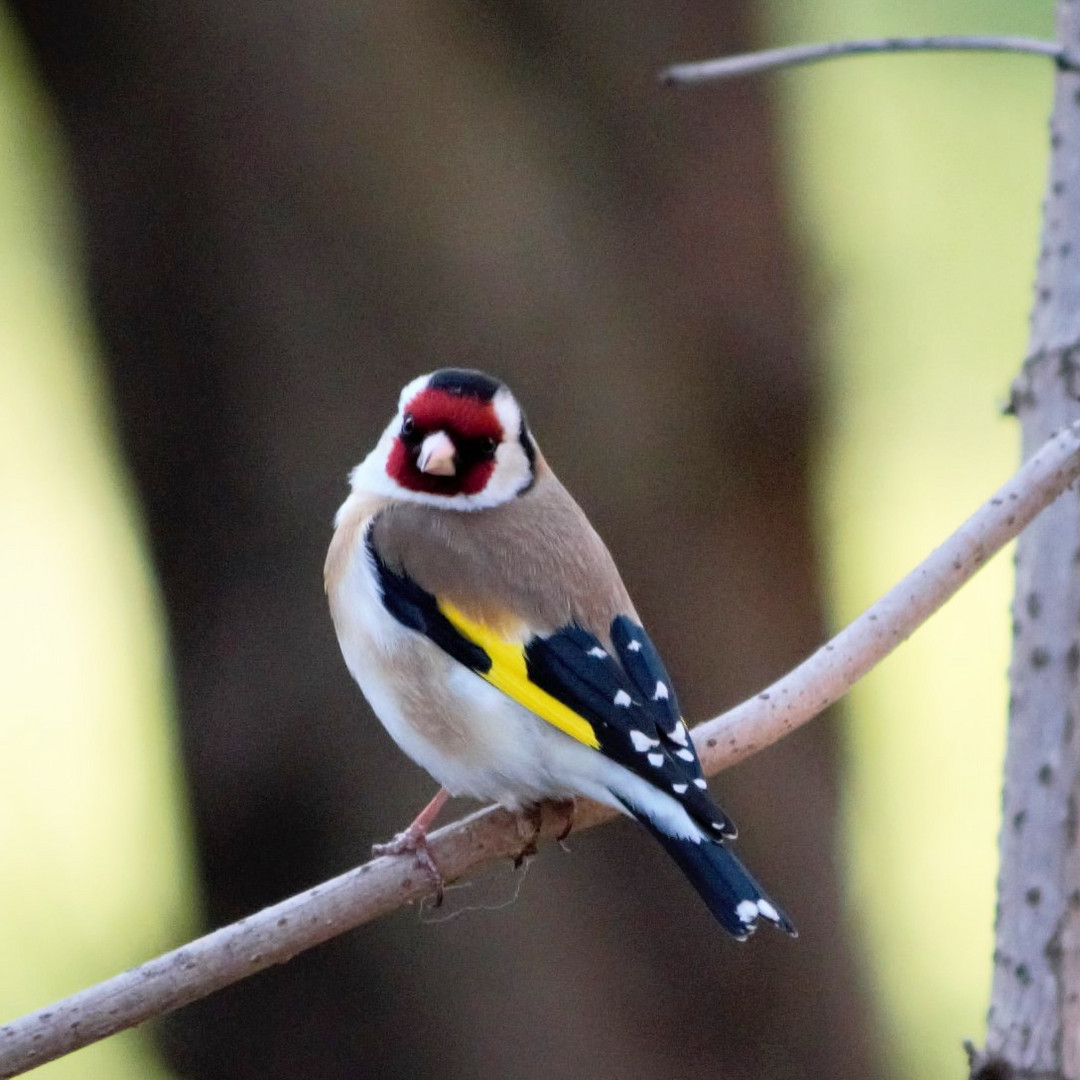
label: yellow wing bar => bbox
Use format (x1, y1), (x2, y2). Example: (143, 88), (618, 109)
(439, 601), (600, 750)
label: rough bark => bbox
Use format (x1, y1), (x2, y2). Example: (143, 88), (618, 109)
(976, 2), (1080, 1076)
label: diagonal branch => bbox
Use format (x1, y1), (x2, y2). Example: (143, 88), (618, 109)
(660, 36), (1078, 86)
(3, 421), (1080, 1079)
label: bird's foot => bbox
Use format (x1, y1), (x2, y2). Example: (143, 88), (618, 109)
(512, 798), (577, 867)
(551, 798), (576, 843)
(513, 805), (543, 867)
(373, 824), (445, 906)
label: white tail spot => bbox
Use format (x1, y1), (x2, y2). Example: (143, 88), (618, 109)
(675, 747), (695, 762)
(613, 690), (632, 707)
(693, 778), (707, 789)
(736, 899), (758, 925)
(587, 646), (608, 658)
(757, 899), (780, 922)
(626, 639), (642, 652)
(647, 752), (665, 768)
(672, 782), (688, 794)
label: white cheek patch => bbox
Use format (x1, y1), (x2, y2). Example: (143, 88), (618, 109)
(477, 439), (532, 507)
(491, 389), (523, 443)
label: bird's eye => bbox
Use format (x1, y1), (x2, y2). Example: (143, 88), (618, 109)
(400, 414), (416, 438)
(480, 437), (498, 459)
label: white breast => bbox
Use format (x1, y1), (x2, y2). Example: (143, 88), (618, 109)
(329, 503), (584, 805)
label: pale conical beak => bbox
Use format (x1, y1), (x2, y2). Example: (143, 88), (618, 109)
(417, 430), (457, 476)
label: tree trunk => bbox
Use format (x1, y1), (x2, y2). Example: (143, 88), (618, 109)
(976, 2), (1080, 1077)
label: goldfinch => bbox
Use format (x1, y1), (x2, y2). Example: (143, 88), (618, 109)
(325, 369), (795, 939)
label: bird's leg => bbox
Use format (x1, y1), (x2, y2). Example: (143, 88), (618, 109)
(373, 787), (450, 905)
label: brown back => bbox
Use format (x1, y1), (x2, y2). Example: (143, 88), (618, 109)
(370, 460), (636, 644)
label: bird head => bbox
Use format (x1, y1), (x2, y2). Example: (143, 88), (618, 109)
(352, 369), (538, 510)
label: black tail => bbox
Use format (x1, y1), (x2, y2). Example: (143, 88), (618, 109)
(641, 820), (797, 940)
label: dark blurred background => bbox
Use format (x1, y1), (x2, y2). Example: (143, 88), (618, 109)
(0, 2), (1051, 1079)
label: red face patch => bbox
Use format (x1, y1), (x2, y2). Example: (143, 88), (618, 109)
(387, 388), (503, 497)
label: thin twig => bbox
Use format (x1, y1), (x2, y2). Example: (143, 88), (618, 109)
(3, 421), (1080, 1078)
(661, 36), (1077, 86)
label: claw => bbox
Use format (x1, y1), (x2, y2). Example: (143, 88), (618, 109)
(514, 805), (544, 868)
(512, 799), (577, 866)
(552, 798), (576, 843)
(373, 789), (450, 906)
(373, 824), (445, 906)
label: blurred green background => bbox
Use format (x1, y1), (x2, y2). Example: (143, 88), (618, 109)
(0, 6), (193, 1078)
(0, 0), (1053, 1077)
(774, 2), (1050, 1076)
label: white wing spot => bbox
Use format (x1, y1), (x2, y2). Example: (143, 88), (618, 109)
(736, 899), (758, 925)
(613, 690), (633, 708)
(629, 729), (660, 752)
(668, 723), (689, 747)
(671, 782), (688, 794)
(653, 681), (669, 700)
(675, 747), (695, 762)
(587, 646), (608, 658)
(757, 899), (780, 922)
(693, 778), (708, 789)
(647, 752), (665, 768)
(627, 639), (642, 652)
